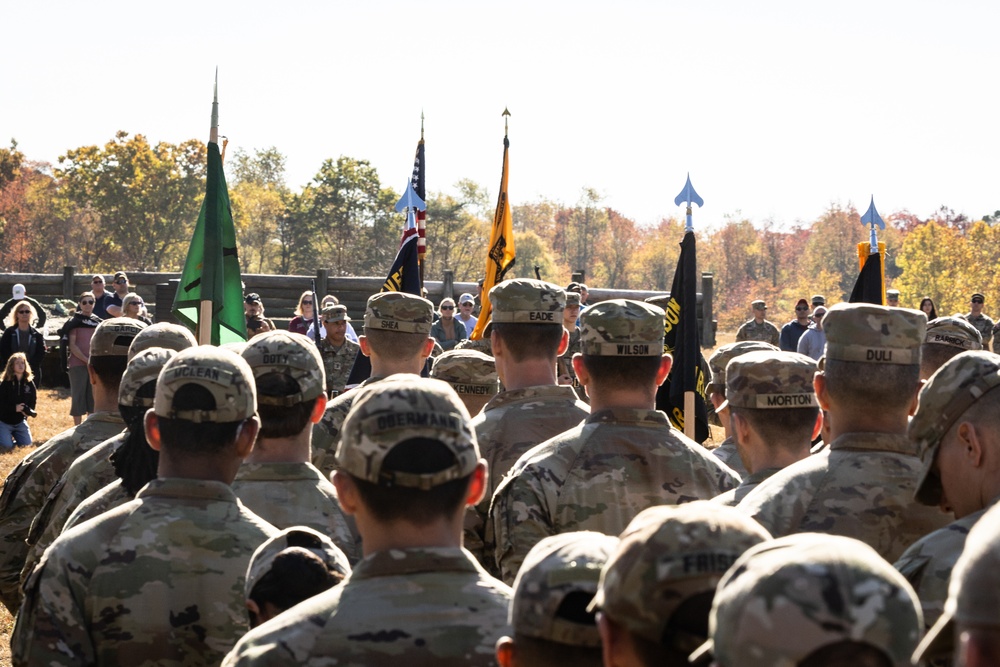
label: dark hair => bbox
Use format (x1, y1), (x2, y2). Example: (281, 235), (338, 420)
(921, 342), (968, 379)
(822, 359), (919, 414)
(512, 634), (603, 667)
(113, 382), (159, 496)
(919, 297), (938, 321)
(491, 322), (564, 362)
(255, 372), (315, 439)
(90, 355), (129, 393)
(351, 438), (472, 525)
(248, 549), (342, 624)
(728, 406), (819, 448)
(581, 355), (662, 390)
(155, 384), (245, 454)
(362, 329), (430, 361)
(797, 640), (893, 667)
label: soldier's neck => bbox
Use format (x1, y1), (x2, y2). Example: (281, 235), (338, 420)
(244, 431), (310, 464)
(740, 435), (810, 475)
(827, 409), (909, 439)
(586, 385), (655, 413)
(498, 360), (559, 391)
(369, 355), (426, 378)
(157, 451), (240, 485)
(92, 380), (119, 413)
(358, 515), (463, 556)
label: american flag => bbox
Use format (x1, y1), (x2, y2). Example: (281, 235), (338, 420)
(410, 138), (426, 256)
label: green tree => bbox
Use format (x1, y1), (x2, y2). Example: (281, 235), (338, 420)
(229, 147), (291, 274)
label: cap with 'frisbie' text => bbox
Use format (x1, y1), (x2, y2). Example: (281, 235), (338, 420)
(910, 351), (1000, 506)
(430, 349), (499, 397)
(510, 531), (619, 647)
(245, 526), (351, 599)
(722, 350), (818, 411)
(923, 316), (983, 351)
(580, 299), (664, 357)
(127, 322), (197, 361)
(153, 345), (257, 423)
(822, 303), (926, 366)
(90, 318), (147, 358)
(118, 348), (177, 408)
(363, 292), (434, 334)
(337, 374), (479, 490)
(241, 330), (326, 405)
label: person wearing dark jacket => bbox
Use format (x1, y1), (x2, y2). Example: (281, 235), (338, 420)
(0, 352), (37, 448)
(0, 301), (46, 382)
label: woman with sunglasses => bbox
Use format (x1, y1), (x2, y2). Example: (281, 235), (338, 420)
(429, 297), (468, 351)
(60, 292), (102, 425)
(0, 352), (37, 449)
(121, 293), (152, 325)
(288, 291), (317, 336)
(0, 300), (46, 385)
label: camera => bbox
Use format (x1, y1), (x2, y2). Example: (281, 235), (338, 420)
(23, 406), (36, 418)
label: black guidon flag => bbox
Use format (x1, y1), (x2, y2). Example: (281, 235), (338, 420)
(849, 252), (883, 305)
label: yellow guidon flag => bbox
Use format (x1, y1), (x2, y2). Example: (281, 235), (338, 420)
(470, 110), (516, 340)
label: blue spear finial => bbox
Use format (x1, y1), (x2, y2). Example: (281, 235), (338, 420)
(394, 181), (427, 213)
(674, 173), (704, 232)
(860, 196), (885, 255)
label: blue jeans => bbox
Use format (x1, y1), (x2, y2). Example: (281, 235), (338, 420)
(0, 419), (31, 448)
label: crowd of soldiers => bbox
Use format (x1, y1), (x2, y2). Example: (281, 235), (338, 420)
(1, 277), (1000, 666)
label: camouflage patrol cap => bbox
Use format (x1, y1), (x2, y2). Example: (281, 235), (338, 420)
(454, 336), (493, 355)
(363, 292), (434, 334)
(565, 291), (581, 308)
(915, 502), (1000, 662)
(591, 502), (770, 648)
(322, 304), (350, 323)
(245, 526), (351, 599)
(910, 351), (1000, 506)
(811, 294), (826, 306)
(708, 341), (780, 387)
(722, 350), (818, 411)
(511, 531), (619, 647)
(579, 299), (664, 357)
(89, 317), (147, 358)
(241, 330), (326, 405)
(691, 533), (922, 667)
(924, 315), (983, 351)
(154, 345), (256, 423)
(751, 300), (766, 309)
(337, 375), (479, 489)
(823, 303), (926, 366)
(220, 341), (247, 355)
(118, 347), (177, 407)
(127, 322), (197, 361)
(489, 278), (565, 326)
(430, 349), (499, 397)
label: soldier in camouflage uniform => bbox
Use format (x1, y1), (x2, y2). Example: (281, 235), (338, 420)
(692, 533), (923, 667)
(738, 303), (951, 562)
(495, 531), (618, 667)
(0, 317), (144, 612)
(311, 292), (436, 479)
(491, 300), (739, 583)
(961, 292), (994, 352)
(557, 290), (582, 388)
(223, 375), (511, 666)
(712, 350), (820, 506)
(316, 304), (359, 398)
(22, 346), (180, 585)
(234, 330), (360, 562)
(914, 503), (1000, 666)
(469, 279), (589, 567)
(13, 346), (278, 666)
(921, 315), (983, 380)
(894, 351), (1000, 631)
(734, 299), (780, 346)
(706, 341), (779, 478)
(592, 502), (770, 666)
(430, 348), (499, 416)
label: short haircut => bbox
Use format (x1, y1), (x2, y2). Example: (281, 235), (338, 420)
(795, 640), (893, 667)
(255, 372), (315, 439)
(362, 329), (430, 362)
(491, 322), (563, 362)
(351, 438), (472, 525)
(580, 355), (662, 390)
(728, 406), (819, 448)
(155, 384), (244, 455)
(512, 634), (602, 667)
(921, 343), (968, 380)
(89, 355), (129, 393)
(822, 359), (919, 413)
(248, 549), (342, 625)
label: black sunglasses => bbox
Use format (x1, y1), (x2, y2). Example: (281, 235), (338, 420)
(302, 300), (313, 306)
(440, 306), (455, 310)
(972, 299), (984, 304)
(81, 300), (95, 305)
(795, 306), (809, 311)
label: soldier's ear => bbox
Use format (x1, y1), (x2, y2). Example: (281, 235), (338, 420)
(144, 410), (162, 452)
(310, 395), (326, 424)
(655, 354), (673, 386)
(495, 637), (515, 667)
(557, 327), (569, 356)
(572, 354), (589, 386)
(812, 411), (824, 441)
(813, 372), (831, 410)
(909, 379), (926, 417)
(422, 337), (435, 358)
(358, 336), (372, 357)
(331, 471), (360, 515)
(463, 460), (488, 507)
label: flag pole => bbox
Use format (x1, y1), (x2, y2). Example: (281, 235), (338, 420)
(859, 196), (887, 304)
(674, 174), (704, 439)
(418, 111), (425, 290)
(199, 69), (220, 345)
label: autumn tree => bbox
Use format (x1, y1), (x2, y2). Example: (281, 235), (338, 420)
(229, 147), (290, 273)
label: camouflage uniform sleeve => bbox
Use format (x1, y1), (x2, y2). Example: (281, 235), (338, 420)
(735, 322), (748, 342)
(0, 458), (44, 612)
(735, 464), (817, 539)
(312, 401), (349, 480)
(767, 323), (780, 346)
(491, 467), (556, 586)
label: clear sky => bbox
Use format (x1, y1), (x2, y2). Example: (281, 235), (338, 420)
(4, 0), (998, 230)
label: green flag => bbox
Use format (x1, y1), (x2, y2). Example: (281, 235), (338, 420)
(172, 140), (247, 344)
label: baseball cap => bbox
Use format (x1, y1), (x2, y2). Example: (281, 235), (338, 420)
(430, 349), (499, 397)
(750, 300), (766, 309)
(113, 271), (128, 281)
(245, 526), (351, 599)
(489, 278), (565, 326)
(691, 533), (922, 667)
(511, 531), (619, 647)
(823, 303), (926, 366)
(923, 316), (983, 351)
(721, 350), (818, 411)
(337, 375), (479, 489)
(127, 322), (197, 361)
(910, 351), (1000, 506)
(458, 293), (475, 305)
(241, 330), (326, 405)
(363, 292), (434, 334)
(915, 503), (1000, 662)
(153, 346), (257, 423)
(795, 298), (808, 308)
(971, 292), (986, 301)
(322, 304), (350, 323)
(244, 292), (262, 305)
(579, 299), (664, 357)
(708, 341), (780, 388)
(12, 284), (25, 300)
(118, 348), (177, 407)
(591, 502), (770, 649)
(886, 288), (901, 298)
(90, 318), (147, 358)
